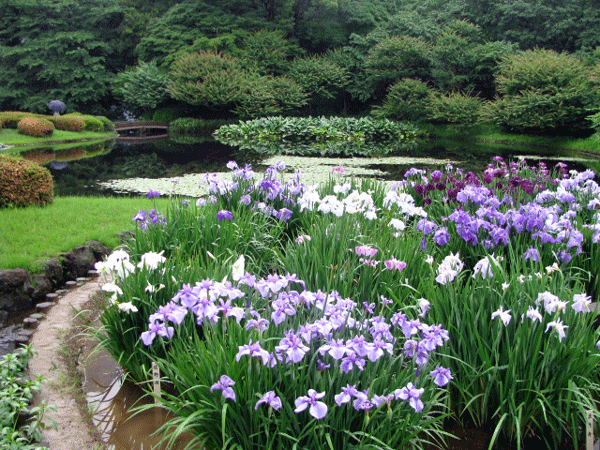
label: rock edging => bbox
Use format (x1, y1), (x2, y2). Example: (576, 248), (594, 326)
(0, 240), (110, 315)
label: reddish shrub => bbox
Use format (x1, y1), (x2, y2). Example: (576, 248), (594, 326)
(48, 115), (85, 132)
(0, 112), (37, 129)
(0, 155), (54, 208)
(17, 117), (55, 137)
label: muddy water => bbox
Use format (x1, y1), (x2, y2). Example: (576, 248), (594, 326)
(82, 343), (193, 450)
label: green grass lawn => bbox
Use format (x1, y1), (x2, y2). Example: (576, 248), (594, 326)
(0, 128), (117, 146)
(0, 196), (171, 272)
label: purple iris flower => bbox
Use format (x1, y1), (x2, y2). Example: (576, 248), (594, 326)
(236, 340), (271, 365)
(433, 227), (450, 246)
(334, 384), (360, 406)
(430, 170), (443, 183)
(340, 351), (366, 373)
(523, 247), (540, 262)
(395, 382), (425, 412)
(147, 189), (160, 199)
(141, 321), (174, 346)
(217, 210), (233, 222)
(151, 302), (187, 325)
(318, 338), (348, 360)
(172, 283), (199, 308)
(210, 375), (236, 402)
(255, 391), (282, 410)
(417, 218), (438, 235)
(430, 366), (454, 387)
(276, 207), (293, 223)
(132, 210), (147, 222)
(294, 389), (328, 419)
(275, 330), (309, 364)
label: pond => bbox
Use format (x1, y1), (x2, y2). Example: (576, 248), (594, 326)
(18, 136), (600, 197)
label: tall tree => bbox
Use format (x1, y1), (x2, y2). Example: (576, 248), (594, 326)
(136, 0), (296, 66)
(0, 0), (126, 114)
(446, 0), (600, 52)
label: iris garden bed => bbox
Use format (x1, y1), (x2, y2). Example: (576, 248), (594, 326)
(93, 157), (600, 449)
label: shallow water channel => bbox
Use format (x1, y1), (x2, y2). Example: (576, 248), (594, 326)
(82, 340), (193, 449)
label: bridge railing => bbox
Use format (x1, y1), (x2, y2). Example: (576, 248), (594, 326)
(113, 121), (169, 130)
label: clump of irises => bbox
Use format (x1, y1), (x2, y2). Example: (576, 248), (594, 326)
(137, 256), (452, 449)
(96, 157), (600, 450)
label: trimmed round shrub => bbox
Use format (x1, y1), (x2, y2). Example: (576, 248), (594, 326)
(0, 155), (53, 208)
(17, 117), (55, 137)
(82, 115), (104, 132)
(96, 115), (114, 132)
(48, 115), (85, 132)
(0, 112), (38, 129)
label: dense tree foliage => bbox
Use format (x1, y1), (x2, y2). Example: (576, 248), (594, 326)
(135, 0), (294, 67)
(445, 0), (600, 53)
(484, 49), (600, 133)
(237, 29), (296, 76)
(0, 0), (126, 114)
(2, 0), (600, 127)
(113, 61), (170, 113)
(168, 51), (249, 110)
(287, 55), (350, 109)
(364, 36), (432, 100)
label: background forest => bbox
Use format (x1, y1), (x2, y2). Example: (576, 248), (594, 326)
(2, 0), (600, 134)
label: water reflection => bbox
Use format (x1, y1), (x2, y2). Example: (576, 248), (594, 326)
(83, 343), (193, 450)
(17, 137), (600, 197)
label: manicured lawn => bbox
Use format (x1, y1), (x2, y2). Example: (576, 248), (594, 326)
(0, 196), (170, 272)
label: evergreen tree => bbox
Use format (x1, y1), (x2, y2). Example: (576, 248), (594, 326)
(0, 0), (126, 114)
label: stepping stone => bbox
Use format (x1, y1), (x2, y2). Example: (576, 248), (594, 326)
(15, 335), (29, 344)
(29, 313), (45, 321)
(23, 317), (38, 328)
(65, 281), (78, 288)
(88, 270), (99, 278)
(45, 293), (59, 301)
(55, 289), (68, 297)
(18, 329), (35, 337)
(76, 277), (90, 283)
(36, 302), (55, 312)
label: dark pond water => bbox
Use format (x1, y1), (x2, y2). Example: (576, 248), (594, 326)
(18, 136), (600, 197)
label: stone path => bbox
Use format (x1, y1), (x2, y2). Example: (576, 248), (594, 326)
(28, 280), (106, 450)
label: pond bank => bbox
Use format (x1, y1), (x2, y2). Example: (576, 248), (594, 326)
(0, 128), (117, 148)
(428, 124), (600, 156)
(6, 135), (118, 148)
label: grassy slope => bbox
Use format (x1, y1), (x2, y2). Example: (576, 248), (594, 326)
(0, 128), (117, 146)
(0, 196), (171, 272)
